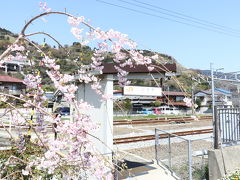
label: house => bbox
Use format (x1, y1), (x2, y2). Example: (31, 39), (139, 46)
(0, 75), (26, 97)
(157, 91), (188, 109)
(194, 88), (232, 113)
(113, 90), (189, 112)
(0, 58), (31, 73)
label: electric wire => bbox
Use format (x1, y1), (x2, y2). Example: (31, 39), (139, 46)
(118, 0), (240, 35)
(131, 0), (240, 34)
(96, 0), (240, 38)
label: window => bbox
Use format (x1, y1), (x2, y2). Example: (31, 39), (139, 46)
(12, 85), (17, 90)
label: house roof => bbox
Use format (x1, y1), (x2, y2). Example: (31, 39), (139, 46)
(162, 91), (186, 96)
(171, 102), (188, 106)
(195, 88), (232, 96)
(113, 90), (186, 96)
(0, 75), (23, 83)
(113, 90), (122, 94)
(102, 63), (177, 74)
(215, 88), (231, 95)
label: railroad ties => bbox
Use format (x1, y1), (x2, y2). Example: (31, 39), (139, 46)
(113, 128), (213, 144)
(113, 115), (212, 126)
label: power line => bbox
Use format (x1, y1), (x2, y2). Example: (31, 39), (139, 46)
(131, 0), (240, 34)
(96, 0), (240, 38)
(119, 0), (240, 35)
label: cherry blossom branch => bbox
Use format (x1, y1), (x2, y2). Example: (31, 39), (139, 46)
(5, 102), (48, 149)
(0, 11), (95, 60)
(0, 118), (15, 141)
(0, 35), (22, 60)
(0, 92), (53, 117)
(21, 11), (95, 36)
(24, 38), (48, 58)
(2, 170), (22, 180)
(25, 31), (66, 50)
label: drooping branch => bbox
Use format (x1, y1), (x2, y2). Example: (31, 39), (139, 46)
(0, 35), (22, 60)
(21, 11), (96, 36)
(0, 11), (96, 60)
(0, 92), (52, 117)
(25, 31), (66, 49)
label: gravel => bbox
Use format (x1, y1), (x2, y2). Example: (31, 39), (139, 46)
(113, 119), (214, 179)
(114, 133), (213, 151)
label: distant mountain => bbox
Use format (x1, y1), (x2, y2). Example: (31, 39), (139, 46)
(0, 28), (17, 36)
(194, 69), (240, 82)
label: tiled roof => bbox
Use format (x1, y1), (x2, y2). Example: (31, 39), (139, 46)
(162, 91), (186, 96)
(196, 89), (232, 96)
(114, 90), (186, 96)
(0, 75), (23, 83)
(102, 63), (177, 74)
(171, 102), (188, 106)
(215, 88), (232, 95)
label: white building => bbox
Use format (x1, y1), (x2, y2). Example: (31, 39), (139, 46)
(195, 88), (232, 113)
(0, 58), (32, 72)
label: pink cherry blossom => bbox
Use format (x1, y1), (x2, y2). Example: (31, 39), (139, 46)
(10, 44), (25, 51)
(148, 66), (155, 71)
(151, 54), (159, 60)
(78, 100), (93, 110)
(71, 27), (83, 40)
(23, 74), (41, 89)
(68, 17), (80, 26)
(101, 94), (113, 101)
(22, 169), (29, 176)
(39, 2), (51, 12)
(183, 97), (192, 107)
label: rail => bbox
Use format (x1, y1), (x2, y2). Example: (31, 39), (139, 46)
(113, 128), (213, 144)
(113, 116), (212, 125)
(155, 128), (212, 180)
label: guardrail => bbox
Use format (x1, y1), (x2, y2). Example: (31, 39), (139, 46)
(155, 128), (213, 180)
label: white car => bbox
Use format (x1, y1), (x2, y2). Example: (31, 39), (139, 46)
(158, 106), (179, 115)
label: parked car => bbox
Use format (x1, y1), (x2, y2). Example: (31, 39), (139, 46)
(158, 106), (179, 115)
(152, 107), (162, 115)
(141, 108), (154, 115)
(54, 107), (70, 116)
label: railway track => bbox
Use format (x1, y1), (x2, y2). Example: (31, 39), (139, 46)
(113, 128), (213, 144)
(113, 116), (212, 126)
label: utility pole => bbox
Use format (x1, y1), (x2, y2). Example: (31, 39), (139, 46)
(210, 63), (215, 122)
(210, 63), (216, 150)
(211, 63), (224, 149)
(191, 86), (195, 115)
(167, 86), (169, 107)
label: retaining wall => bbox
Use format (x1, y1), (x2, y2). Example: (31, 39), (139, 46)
(208, 145), (240, 180)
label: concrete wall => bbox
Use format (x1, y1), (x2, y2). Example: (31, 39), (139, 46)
(76, 74), (113, 155)
(209, 145), (240, 180)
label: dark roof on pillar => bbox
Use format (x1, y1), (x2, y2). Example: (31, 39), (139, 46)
(102, 63), (176, 74)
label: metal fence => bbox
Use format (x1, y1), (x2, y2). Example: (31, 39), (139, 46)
(215, 107), (240, 147)
(155, 128), (213, 180)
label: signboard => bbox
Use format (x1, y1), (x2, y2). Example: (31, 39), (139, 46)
(123, 86), (162, 96)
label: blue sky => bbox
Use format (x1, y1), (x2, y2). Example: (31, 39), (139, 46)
(1, 0), (240, 72)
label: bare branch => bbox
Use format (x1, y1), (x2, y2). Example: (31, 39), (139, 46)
(25, 31), (66, 50)
(21, 11), (95, 36)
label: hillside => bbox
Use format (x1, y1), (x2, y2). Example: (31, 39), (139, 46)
(0, 27), (209, 93)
